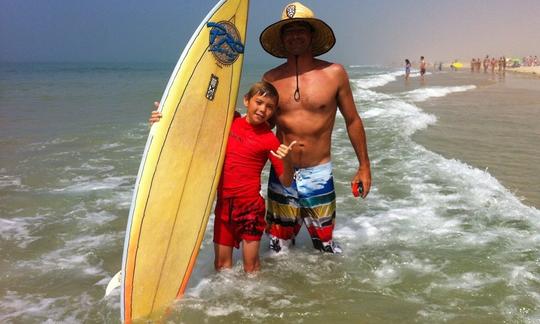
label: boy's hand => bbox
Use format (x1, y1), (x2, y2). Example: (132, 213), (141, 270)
(270, 141), (297, 160)
(149, 101), (162, 125)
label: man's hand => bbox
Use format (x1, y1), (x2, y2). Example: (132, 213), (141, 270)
(149, 101), (162, 125)
(270, 141), (297, 160)
(351, 166), (371, 199)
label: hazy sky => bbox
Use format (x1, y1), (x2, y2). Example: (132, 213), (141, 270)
(1, 0), (539, 65)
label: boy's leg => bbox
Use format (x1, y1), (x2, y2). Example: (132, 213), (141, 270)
(214, 243), (234, 271)
(213, 198), (238, 271)
(241, 240), (261, 273)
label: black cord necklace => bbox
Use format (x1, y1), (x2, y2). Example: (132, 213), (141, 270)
(294, 55), (300, 101)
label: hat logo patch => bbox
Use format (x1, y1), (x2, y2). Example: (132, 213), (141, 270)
(207, 21), (244, 65)
(286, 5), (296, 18)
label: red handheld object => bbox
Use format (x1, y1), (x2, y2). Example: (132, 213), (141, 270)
(352, 182), (362, 197)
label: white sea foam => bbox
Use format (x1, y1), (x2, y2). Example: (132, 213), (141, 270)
(99, 142), (122, 150)
(24, 137), (79, 151)
(402, 85), (476, 102)
(0, 291), (63, 322)
(427, 272), (500, 292)
(0, 290), (95, 323)
(0, 215), (45, 248)
(17, 233), (118, 277)
(353, 70), (404, 89)
(354, 88), (393, 102)
(0, 174), (22, 189)
(361, 99), (437, 135)
(56, 175), (132, 192)
(349, 64), (383, 69)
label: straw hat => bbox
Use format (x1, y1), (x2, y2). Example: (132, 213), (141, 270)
(259, 2), (336, 58)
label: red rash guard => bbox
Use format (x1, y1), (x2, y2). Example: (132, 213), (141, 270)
(218, 114), (284, 198)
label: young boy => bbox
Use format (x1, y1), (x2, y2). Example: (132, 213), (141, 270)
(150, 81), (295, 273)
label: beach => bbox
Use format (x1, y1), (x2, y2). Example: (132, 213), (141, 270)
(1, 63), (540, 323)
(507, 66), (540, 77)
(377, 69), (540, 208)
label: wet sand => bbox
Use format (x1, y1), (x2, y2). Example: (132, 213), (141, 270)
(377, 70), (540, 208)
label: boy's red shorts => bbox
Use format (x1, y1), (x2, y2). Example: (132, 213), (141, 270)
(213, 195), (266, 249)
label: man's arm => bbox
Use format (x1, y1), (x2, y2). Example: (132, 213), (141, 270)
(335, 64), (371, 198)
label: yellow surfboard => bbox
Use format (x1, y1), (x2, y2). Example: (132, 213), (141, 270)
(120, 0), (249, 322)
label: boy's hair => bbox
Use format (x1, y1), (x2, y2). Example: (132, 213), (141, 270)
(244, 81), (279, 104)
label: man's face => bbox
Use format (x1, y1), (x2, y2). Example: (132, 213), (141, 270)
(280, 22), (313, 56)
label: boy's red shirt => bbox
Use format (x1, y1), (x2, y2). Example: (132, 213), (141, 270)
(218, 114), (284, 198)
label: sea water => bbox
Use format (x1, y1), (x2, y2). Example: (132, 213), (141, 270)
(1, 62), (539, 323)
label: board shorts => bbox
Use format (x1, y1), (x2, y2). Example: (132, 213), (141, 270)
(213, 195), (266, 249)
(266, 161), (341, 253)
(420, 68), (426, 75)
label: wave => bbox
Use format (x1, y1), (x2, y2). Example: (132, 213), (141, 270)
(402, 85), (476, 102)
(353, 70), (404, 89)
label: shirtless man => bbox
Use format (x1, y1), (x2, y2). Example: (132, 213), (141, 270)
(419, 56), (426, 81)
(259, 2), (371, 253)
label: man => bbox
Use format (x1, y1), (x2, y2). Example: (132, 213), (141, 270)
(259, 2), (371, 254)
(419, 56), (426, 80)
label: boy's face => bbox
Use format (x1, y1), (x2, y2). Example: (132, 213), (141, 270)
(244, 93), (277, 125)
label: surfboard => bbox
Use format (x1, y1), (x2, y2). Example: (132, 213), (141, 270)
(119, 0), (249, 322)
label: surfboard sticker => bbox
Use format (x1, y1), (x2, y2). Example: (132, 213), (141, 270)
(207, 21), (245, 65)
(206, 74), (219, 100)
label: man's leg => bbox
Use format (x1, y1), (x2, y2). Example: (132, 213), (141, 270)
(296, 162), (342, 254)
(266, 167), (300, 253)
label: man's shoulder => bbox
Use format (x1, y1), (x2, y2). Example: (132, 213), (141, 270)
(262, 63), (288, 82)
(315, 60), (349, 83)
(326, 61), (347, 73)
(313, 59), (345, 74)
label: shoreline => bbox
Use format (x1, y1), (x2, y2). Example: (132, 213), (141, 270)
(506, 66), (540, 78)
(375, 69), (540, 209)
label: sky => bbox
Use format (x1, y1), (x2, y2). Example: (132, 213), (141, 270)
(1, 0), (540, 65)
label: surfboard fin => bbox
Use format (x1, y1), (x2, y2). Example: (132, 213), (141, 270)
(104, 270), (122, 297)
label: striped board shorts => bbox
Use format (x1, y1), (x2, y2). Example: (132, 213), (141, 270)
(266, 161), (337, 251)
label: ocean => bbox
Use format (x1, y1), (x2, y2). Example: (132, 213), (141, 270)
(1, 62), (539, 323)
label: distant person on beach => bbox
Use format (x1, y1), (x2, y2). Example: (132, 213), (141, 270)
(476, 58), (481, 72)
(420, 56), (426, 80)
(490, 57), (497, 73)
(259, 2), (371, 253)
(150, 82), (296, 273)
(483, 55), (489, 73)
(405, 59), (411, 80)
(438, 62), (442, 71)
(471, 58), (476, 72)
(498, 57), (504, 72)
